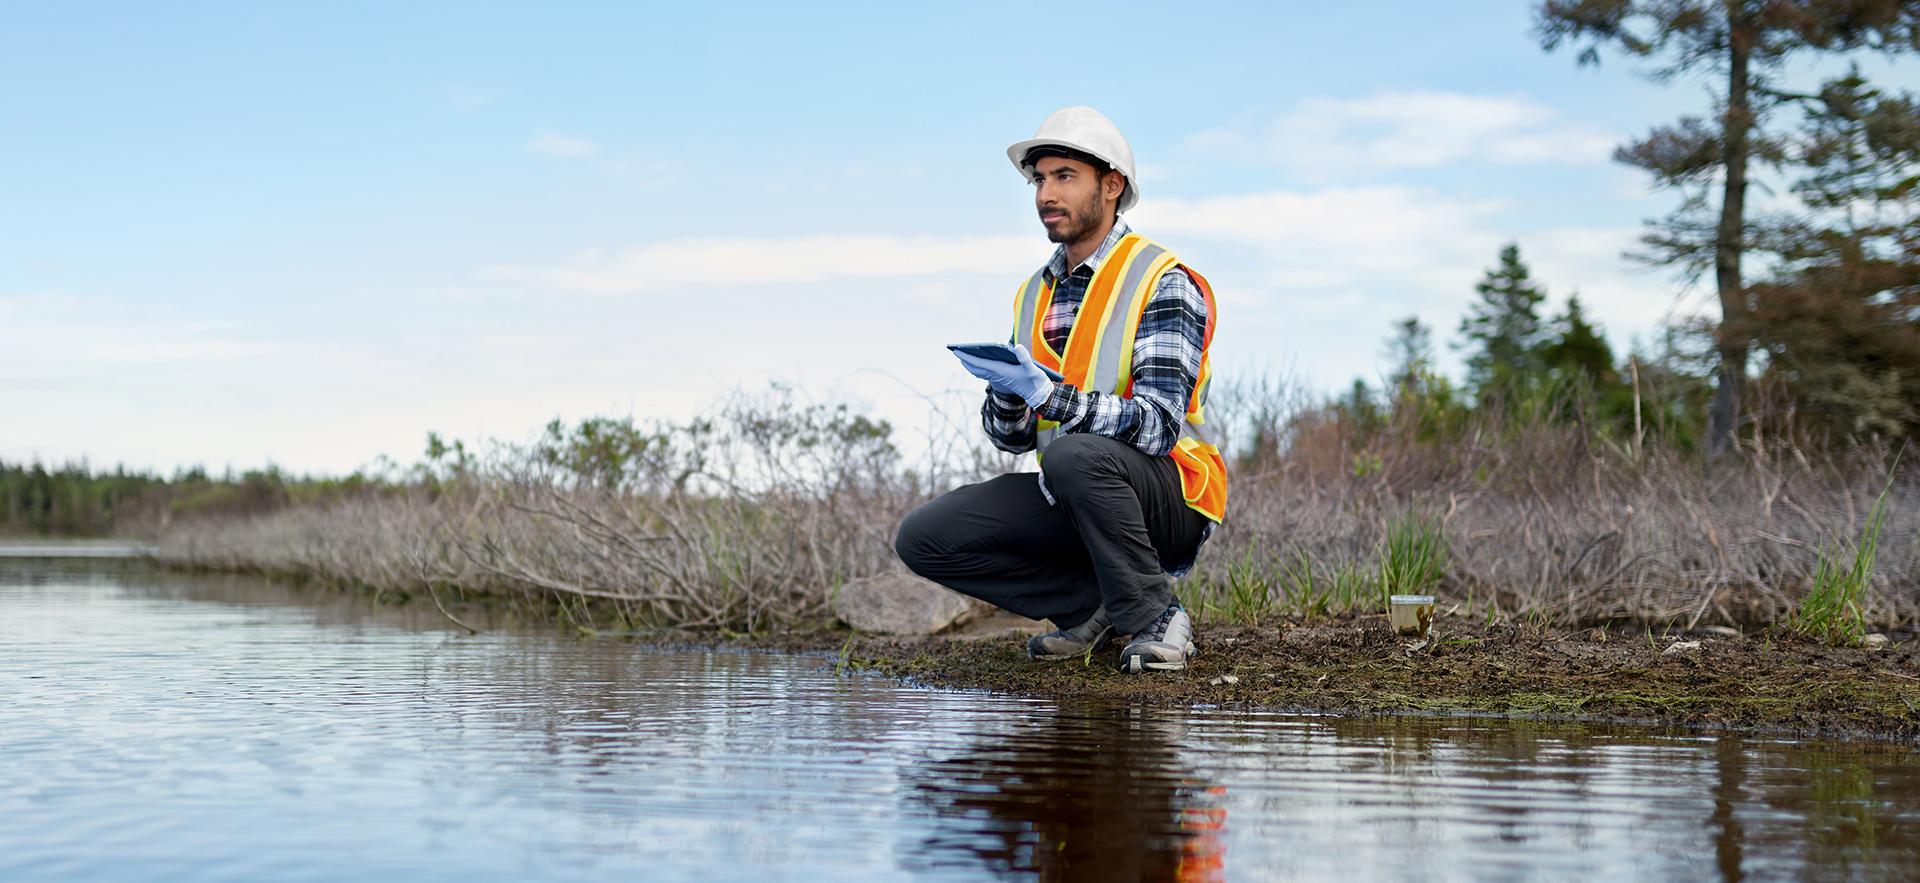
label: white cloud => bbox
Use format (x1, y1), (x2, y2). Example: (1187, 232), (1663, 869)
(483, 233), (1050, 295)
(1526, 226), (1710, 334)
(602, 157), (681, 187)
(442, 85), (504, 108)
(1185, 90), (1617, 180)
(1127, 187), (1676, 387)
(0, 305), (293, 368)
(1132, 185), (1507, 295)
(526, 132), (602, 159)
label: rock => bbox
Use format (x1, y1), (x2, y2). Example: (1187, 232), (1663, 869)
(832, 573), (981, 636)
(1864, 633), (1890, 650)
(1662, 640), (1703, 656)
(1209, 675), (1239, 686)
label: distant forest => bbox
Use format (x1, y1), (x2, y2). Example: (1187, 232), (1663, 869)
(0, 461), (380, 538)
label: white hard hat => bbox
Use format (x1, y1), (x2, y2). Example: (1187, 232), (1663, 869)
(1007, 106), (1139, 214)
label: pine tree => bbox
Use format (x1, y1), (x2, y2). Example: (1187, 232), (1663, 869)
(1541, 295), (1617, 385)
(1746, 70), (1920, 438)
(1459, 243), (1550, 405)
(1536, 0), (1920, 458)
(1384, 316), (1434, 395)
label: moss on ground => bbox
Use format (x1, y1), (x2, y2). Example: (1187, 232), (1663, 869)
(809, 617), (1920, 741)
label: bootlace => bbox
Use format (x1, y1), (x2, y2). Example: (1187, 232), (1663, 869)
(1143, 601), (1182, 640)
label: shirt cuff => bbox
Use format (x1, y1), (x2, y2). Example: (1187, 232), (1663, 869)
(986, 388), (1030, 418)
(1034, 382), (1082, 424)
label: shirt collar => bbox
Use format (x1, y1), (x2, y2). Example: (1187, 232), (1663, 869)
(1044, 218), (1132, 280)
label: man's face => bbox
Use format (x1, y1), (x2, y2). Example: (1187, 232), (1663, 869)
(1030, 155), (1118, 245)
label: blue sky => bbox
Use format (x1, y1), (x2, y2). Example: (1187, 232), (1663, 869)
(4, 2), (1913, 474)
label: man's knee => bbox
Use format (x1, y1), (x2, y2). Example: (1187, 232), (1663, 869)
(893, 502), (944, 577)
(1040, 433), (1125, 496)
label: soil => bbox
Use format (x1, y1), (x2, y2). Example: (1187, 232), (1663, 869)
(763, 612), (1920, 742)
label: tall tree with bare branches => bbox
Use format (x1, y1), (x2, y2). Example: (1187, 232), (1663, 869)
(1536, 0), (1920, 458)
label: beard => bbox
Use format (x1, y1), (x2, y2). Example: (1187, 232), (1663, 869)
(1042, 190), (1106, 244)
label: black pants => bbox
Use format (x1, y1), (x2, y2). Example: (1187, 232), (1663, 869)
(893, 434), (1210, 635)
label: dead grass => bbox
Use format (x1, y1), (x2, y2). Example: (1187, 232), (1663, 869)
(152, 379), (1920, 633)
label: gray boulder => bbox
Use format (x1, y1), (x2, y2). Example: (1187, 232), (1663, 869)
(833, 573), (985, 635)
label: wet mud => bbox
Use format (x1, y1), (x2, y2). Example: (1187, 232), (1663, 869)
(808, 615), (1920, 741)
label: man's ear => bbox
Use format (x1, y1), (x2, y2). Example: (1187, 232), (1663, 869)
(1104, 169), (1125, 202)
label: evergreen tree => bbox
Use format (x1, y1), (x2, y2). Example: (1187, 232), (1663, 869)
(1747, 70), (1920, 438)
(1536, 0), (1920, 458)
(1458, 243), (1550, 404)
(1340, 378), (1381, 436)
(1541, 295), (1617, 385)
(1384, 315), (1434, 394)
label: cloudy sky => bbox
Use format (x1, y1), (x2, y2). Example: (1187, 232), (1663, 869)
(5, 2), (1912, 475)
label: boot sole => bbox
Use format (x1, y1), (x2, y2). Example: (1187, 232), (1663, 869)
(1120, 644), (1198, 674)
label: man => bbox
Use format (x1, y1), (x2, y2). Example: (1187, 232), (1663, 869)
(894, 106), (1228, 674)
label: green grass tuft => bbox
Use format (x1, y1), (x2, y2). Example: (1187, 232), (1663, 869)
(1199, 548), (1276, 625)
(1788, 474), (1895, 646)
(1378, 510), (1449, 612)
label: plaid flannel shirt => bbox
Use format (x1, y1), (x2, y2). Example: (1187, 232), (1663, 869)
(982, 220), (1209, 459)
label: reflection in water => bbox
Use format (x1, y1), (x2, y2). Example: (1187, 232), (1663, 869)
(1714, 737), (1747, 882)
(904, 708), (1224, 881)
(2, 554), (1918, 882)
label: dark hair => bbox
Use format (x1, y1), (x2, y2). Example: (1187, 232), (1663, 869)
(1022, 144), (1110, 174)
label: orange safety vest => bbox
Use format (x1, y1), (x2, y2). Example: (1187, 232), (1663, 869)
(1011, 232), (1228, 523)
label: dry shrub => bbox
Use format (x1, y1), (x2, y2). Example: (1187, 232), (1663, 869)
(1192, 376), (1920, 629)
(156, 386), (1006, 631)
(155, 379), (1920, 631)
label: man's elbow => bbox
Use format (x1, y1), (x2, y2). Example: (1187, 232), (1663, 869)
(990, 434), (1035, 455)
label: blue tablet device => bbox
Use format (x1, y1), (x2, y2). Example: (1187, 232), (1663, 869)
(947, 343), (1064, 381)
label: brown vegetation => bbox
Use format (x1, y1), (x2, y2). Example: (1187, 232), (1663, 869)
(152, 379), (1920, 635)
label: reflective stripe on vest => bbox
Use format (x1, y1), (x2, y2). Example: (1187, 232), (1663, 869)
(1009, 233), (1228, 523)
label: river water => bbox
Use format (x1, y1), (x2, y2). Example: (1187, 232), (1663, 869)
(2, 552), (1916, 881)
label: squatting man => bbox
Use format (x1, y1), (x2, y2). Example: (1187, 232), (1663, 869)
(894, 106), (1228, 674)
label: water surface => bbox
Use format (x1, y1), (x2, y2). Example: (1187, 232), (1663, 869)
(2, 553), (1916, 881)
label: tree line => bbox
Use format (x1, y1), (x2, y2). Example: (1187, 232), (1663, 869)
(1344, 241), (1711, 452)
(0, 460), (381, 538)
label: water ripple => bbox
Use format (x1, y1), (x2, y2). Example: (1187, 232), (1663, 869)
(2, 559), (1917, 882)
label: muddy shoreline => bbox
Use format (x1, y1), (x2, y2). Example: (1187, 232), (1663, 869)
(741, 614), (1920, 742)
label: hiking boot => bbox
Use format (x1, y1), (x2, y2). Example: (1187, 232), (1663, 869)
(1118, 602), (1196, 673)
(1027, 606), (1116, 661)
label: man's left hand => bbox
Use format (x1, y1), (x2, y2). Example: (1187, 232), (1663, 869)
(954, 344), (1055, 409)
